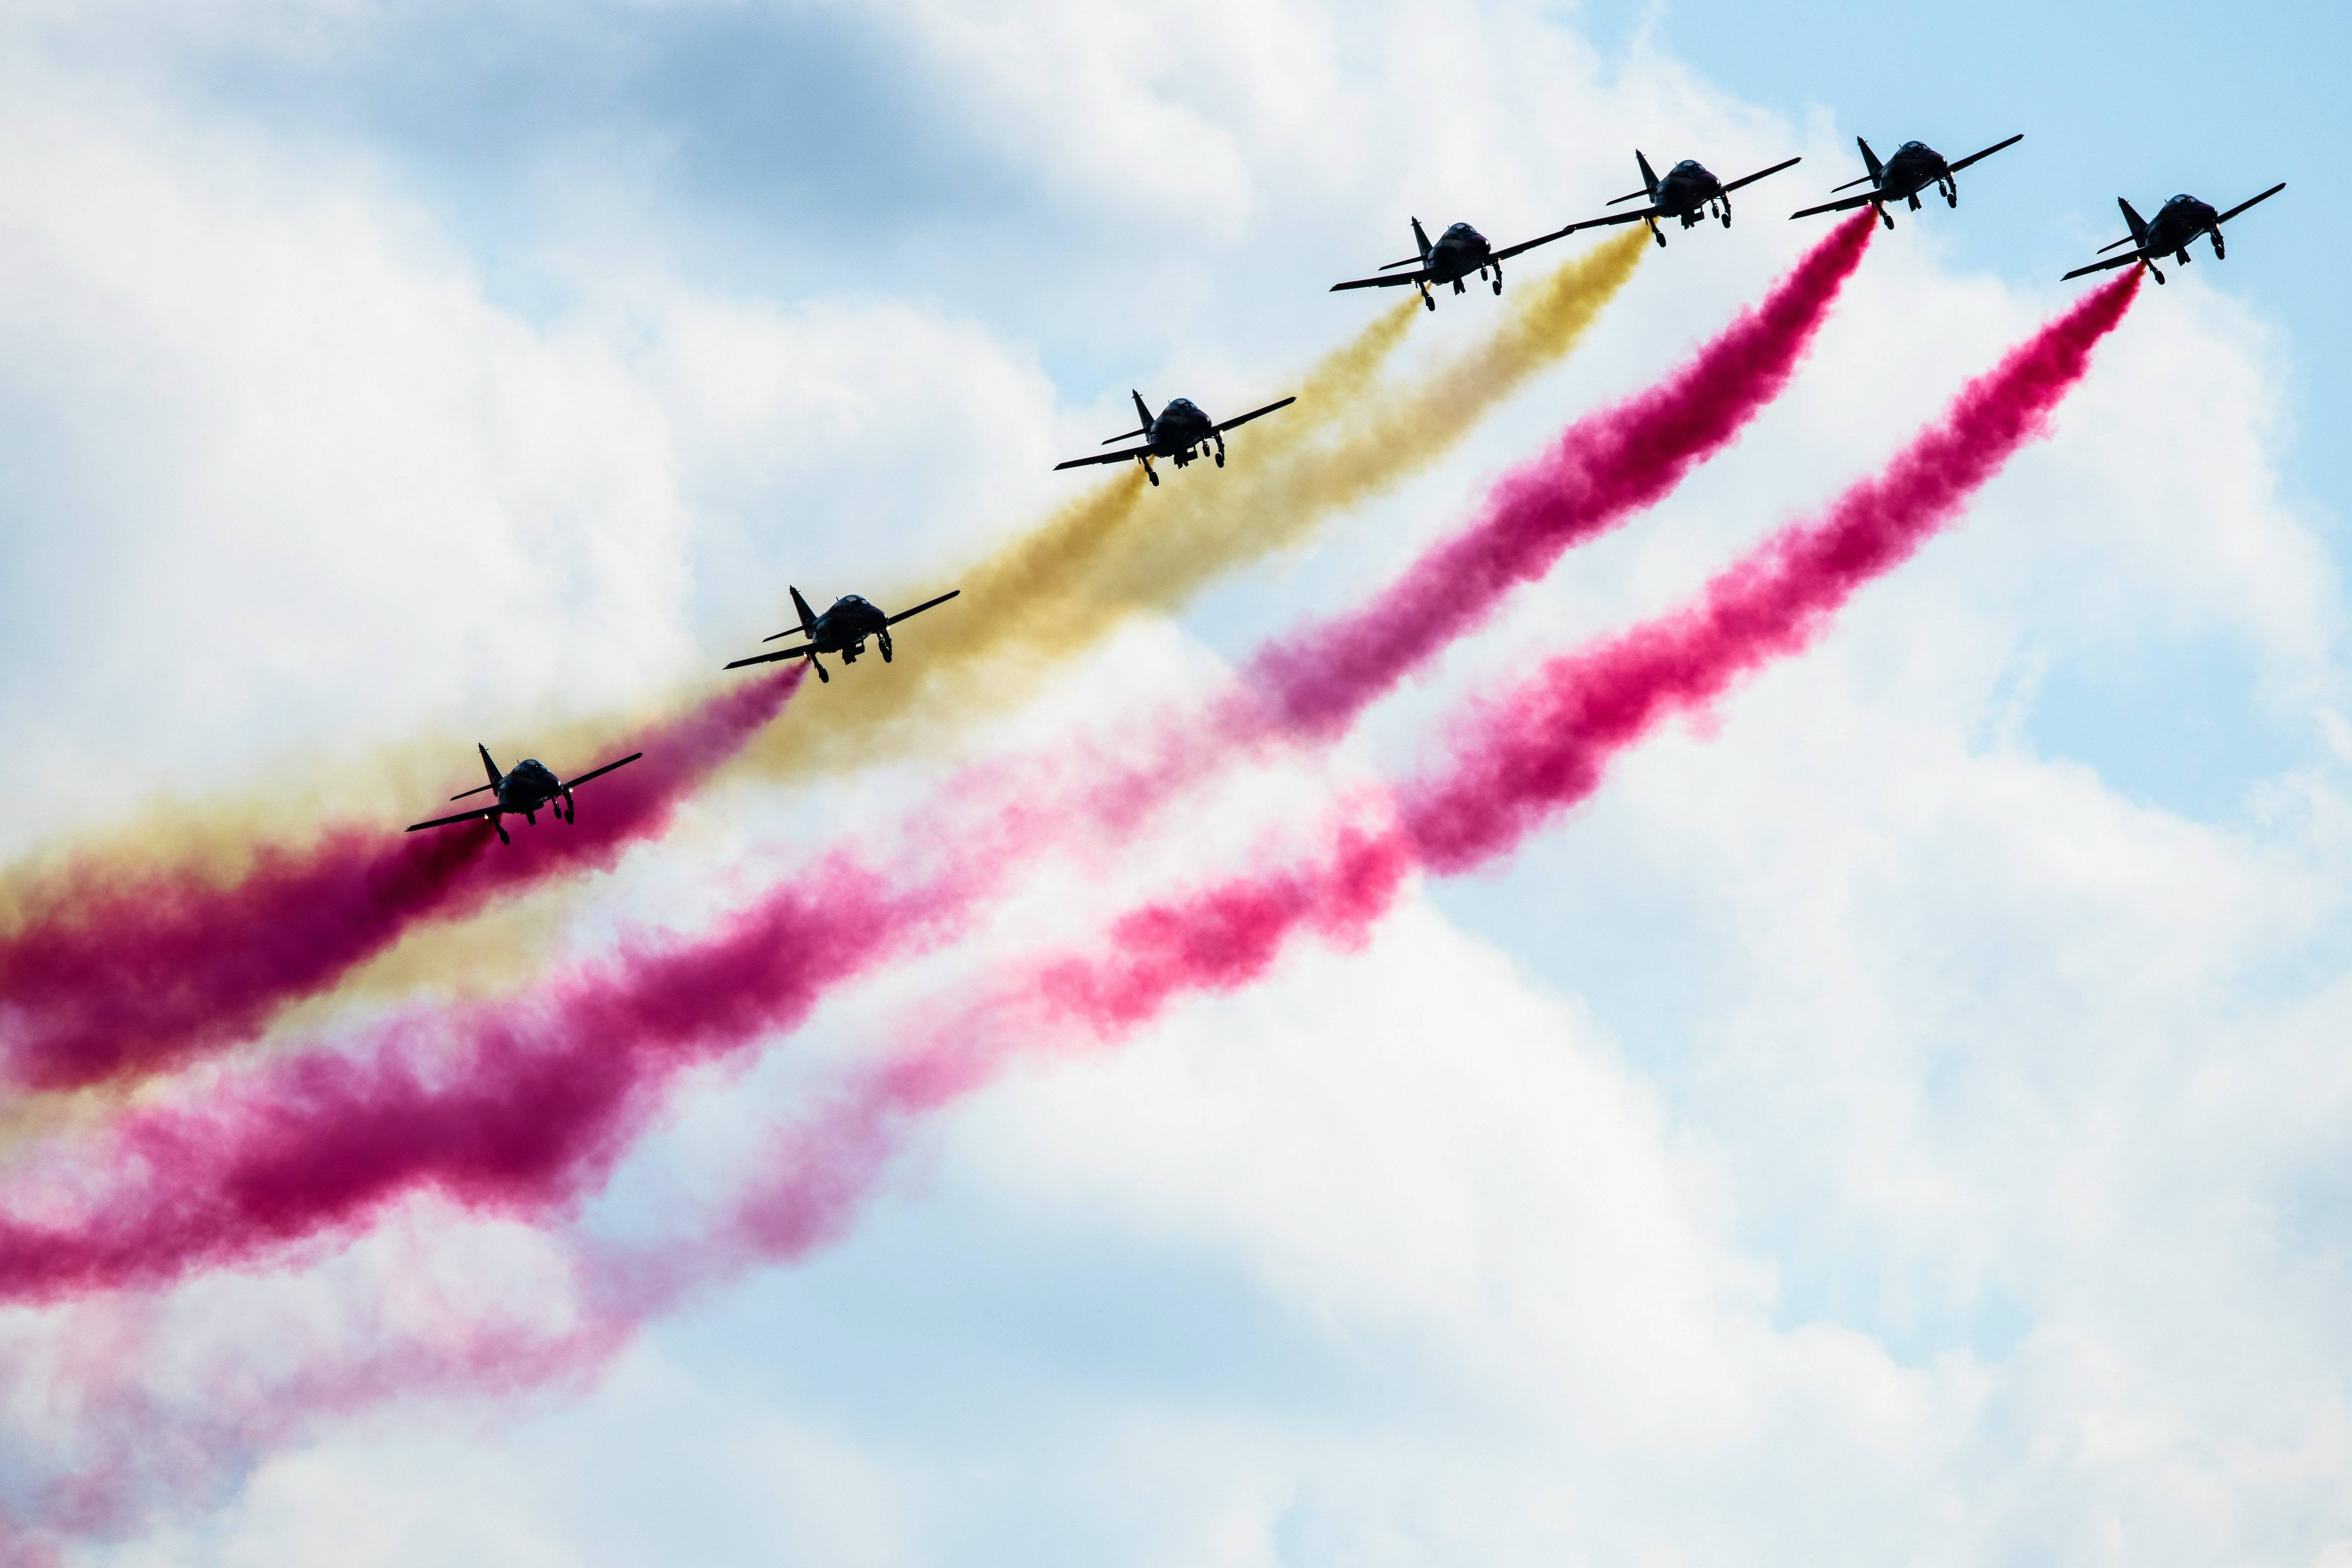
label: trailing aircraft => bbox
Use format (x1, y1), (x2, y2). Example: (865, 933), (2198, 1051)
(2063, 183), (2285, 285)
(405, 745), (643, 845)
(725, 586), (961, 682)
(1054, 391), (1296, 487)
(1565, 150), (1802, 246)
(1329, 216), (1577, 310)
(1790, 133), (2022, 229)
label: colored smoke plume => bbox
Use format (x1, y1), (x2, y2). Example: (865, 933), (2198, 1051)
(0, 274), (2133, 1306)
(1250, 211), (1876, 736)
(702, 270), (2145, 1279)
(0, 667), (804, 1092)
(734, 230), (1649, 783)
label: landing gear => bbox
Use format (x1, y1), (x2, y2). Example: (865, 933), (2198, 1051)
(1214, 435), (1226, 468)
(1646, 217), (1665, 248)
(2147, 261), (2166, 285)
(811, 656), (830, 682)
(562, 790), (575, 824)
(525, 809), (537, 825)
(1418, 282), (1434, 311)
(879, 630), (893, 663)
(1878, 203), (1895, 231)
(2212, 229), (2227, 260)
(494, 815), (511, 845)
(1141, 455), (1160, 486)
(1452, 276), (1466, 294)
(2176, 248), (2192, 266)
(1907, 192), (1922, 211)
(1943, 179), (1958, 209)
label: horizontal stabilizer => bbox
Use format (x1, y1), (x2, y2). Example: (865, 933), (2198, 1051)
(1100, 426), (1150, 445)
(1330, 270), (1426, 292)
(2095, 232), (2140, 254)
(1377, 256), (1424, 270)
(884, 589), (961, 626)
(449, 781), (497, 801)
(1829, 172), (1875, 193)
(1789, 192), (1875, 221)
(1604, 188), (1649, 206)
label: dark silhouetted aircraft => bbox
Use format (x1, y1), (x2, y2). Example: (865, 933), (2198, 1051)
(2063, 183), (2285, 285)
(1790, 133), (2022, 229)
(725, 586), (961, 682)
(1566, 150), (1802, 246)
(406, 745), (643, 845)
(1330, 217), (1577, 311)
(1054, 391), (1296, 487)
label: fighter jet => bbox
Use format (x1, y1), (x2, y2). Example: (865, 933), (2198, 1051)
(724, 585), (960, 682)
(1054, 391), (1296, 487)
(2063, 183), (2285, 285)
(1790, 133), (2022, 229)
(1565, 150), (1802, 246)
(1330, 217), (1577, 311)
(405, 745), (643, 845)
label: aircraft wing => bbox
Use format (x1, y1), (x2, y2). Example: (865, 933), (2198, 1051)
(406, 806), (499, 833)
(1788, 190), (1880, 220)
(1720, 156), (1803, 195)
(884, 589), (961, 626)
(2061, 251), (2144, 281)
(1214, 396), (1297, 434)
(726, 643), (818, 669)
(2217, 182), (2286, 225)
(1330, 267), (1433, 292)
(1946, 133), (2024, 174)
(1055, 444), (1156, 469)
(1561, 205), (1660, 235)
(560, 751), (644, 792)
(1489, 226), (1575, 263)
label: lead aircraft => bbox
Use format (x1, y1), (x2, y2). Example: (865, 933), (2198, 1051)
(1565, 150), (1802, 246)
(725, 586), (961, 682)
(1054, 391), (1296, 487)
(406, 745), (643, 844)
(2063, 183), (2285, 285)
(1790, 133), (2022, 229)
(1329, 217), (1576, 310)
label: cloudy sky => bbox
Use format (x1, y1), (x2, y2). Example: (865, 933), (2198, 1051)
(3, 0), (2350, 1563)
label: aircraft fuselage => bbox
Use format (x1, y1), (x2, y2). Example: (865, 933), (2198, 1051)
(1653, 161), (1729, 225)
(1148, 398), (1228, 470)
(1422, 222), (1495, 284)
(2142, 194), (2224, 260)
(804, 594), (895, 662)
(1874, 140), (1953, 204)
(496, 758), (563, 817)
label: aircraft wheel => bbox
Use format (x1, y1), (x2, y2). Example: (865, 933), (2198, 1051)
(496, 825), (511, 845)
(1422, 294), (1434, 311)
(1653, 229), (1665, 248)
(1147, 467), (1161, 485)
(1720, 209), (1731, 228)
(1945, 189), (1957, 208)
(1215, 450), (1225, 467)
(1491, 277), (1502, 294)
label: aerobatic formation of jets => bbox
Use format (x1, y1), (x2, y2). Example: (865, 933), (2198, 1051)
(403, 126), (2284, 840)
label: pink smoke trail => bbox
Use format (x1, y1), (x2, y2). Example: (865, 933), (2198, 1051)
(0, 668), (802, 1092)
(1249, 212), (1876, 737)
(0, 239), (1966, 1307)
(702, 270), (2143, 1278)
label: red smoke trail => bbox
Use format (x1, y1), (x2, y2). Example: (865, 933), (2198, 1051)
(1249, 212), (1875, 737)
(700, 271), (2143, 1274)
(0, 277), (2129, 1308)
(0, 843), (978, 1301)
(0, 667), (802, 1093)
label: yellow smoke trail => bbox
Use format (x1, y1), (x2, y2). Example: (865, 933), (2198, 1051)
(0, 236), (1644, 1087)
(734, 227), (1650, 782)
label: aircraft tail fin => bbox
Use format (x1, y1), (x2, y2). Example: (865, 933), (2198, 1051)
(1635, 149), (1660, 196)
(1410, 216), (1433, 261)
(1857, 136), (1884, 184)
(2119, 196), (2150, 246)
(789, 585), (819, 636)
(1130, 389), (1155, 432)
(478, 744), (502, 789)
